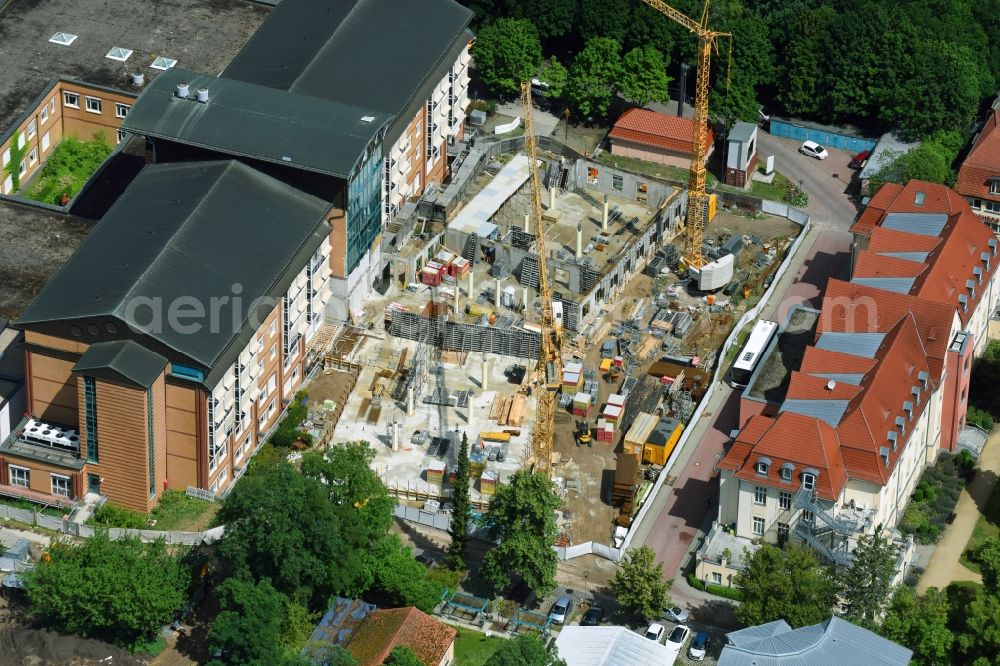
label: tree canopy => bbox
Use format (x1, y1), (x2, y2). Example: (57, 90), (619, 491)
(619, 46), (672, 108)
(209, 576), (289, 665)
(383, 645), (426, 666)
(567, 37), (623, 118)
(841, 525), (897, 628)
(484, 634), (566, 666)
(878, 586), (954, 666)
(481, 470), (561, 598)
(24, 534), (186, 648)
(734, 543), (837, 628)
(448, 432), (473, 569)
(473, 18), (543, 97)
(611, 546), (670, 620)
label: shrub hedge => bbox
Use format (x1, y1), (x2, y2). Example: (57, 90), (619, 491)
(899, 453), (966, 544)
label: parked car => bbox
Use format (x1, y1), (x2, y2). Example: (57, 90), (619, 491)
(548, 595), (573, 625)
(667, 625), (692, 648)
(799, 140), (829, 160)
(581, 606), (605, 626)
(689, 632), (710, 660)
(662, 606), (690, 624)
(645, 622), (666, 642)
(414, 552), (435, 567)
(763, 272), (775, 289)
(849, 150), (871, 170)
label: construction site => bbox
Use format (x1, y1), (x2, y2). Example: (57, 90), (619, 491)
(304, 118), (802, 547)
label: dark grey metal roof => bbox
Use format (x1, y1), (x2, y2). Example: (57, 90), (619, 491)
(811, 373), (864, 385)
(725, 620), (792, 648)
(728, 121), (757, 144)
(850, 277), (916, 294)
(815, 332), (886, 358)
(222, 0), (473, 146)
(18, 161), (331, 383)
(881, 212), (948, 237)
(878, 251), (929, 263)
(121, 68), (390, 178)
(780, 399), (850, 427)
(73, 341), (167, 389)
(719, 616), (912, 665)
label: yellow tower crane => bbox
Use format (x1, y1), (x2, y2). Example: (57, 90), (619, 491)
(640, 0), (731, 288)
(521, 81), (562, 477)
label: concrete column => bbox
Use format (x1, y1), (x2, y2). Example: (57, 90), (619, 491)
(467, 392), (474, 424)
(406, 386), (415, 416)
(390, 421), (400, 451)
(602, 195), (609, 231)
(467, 270), (474, 311)
(523, 213), (531, 235)
(548, 187), (556, 211)
(576, 224), (583, 260)
(523, 287), (530, 312)
(481, 358), (489, 392)
(495, 278), (501, 308)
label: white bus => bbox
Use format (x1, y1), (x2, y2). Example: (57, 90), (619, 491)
(730, 320), (779, 388)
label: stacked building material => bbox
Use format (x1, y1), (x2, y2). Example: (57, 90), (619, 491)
(480, 470), (498, 496)
(562, 361), (584, 390)
(596, 419), (615, 443)
(612, 453), (640, 507)
(449, 255), (470, 276)
(603, 394), (625, 422)
(490, 393), (527, 426)
(572, 391), (592, 417)
(426, 460), (447, 487)
(421, 261), (445, 286)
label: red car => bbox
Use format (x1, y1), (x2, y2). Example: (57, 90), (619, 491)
(849, 150), (871, 170)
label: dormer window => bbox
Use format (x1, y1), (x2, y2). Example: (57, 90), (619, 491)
(802, 472), (816, 491)
(780, 463), (794, 481)
(918, 371), (929, 389)
(755, 457), (772, 476)
(880, 446), (890, 466)
(990, 180), (1000, 195)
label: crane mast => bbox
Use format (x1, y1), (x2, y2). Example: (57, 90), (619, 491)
(521, 82), (562, 477)
(641, 0), (730, 280)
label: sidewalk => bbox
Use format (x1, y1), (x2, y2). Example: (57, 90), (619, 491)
(918, 431), (1000, 592)
(0, 525), (52, 549)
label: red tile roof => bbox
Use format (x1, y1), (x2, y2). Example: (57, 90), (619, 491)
(608, 108), (714, 156)
(347, 607), (456, 666)
(852, 253), (925, 280)
(850, 181), (967, 237)
(957, 109), (1000, 203)
(785, 372), (862, 402)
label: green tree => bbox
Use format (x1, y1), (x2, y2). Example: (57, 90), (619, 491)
(734, 543), (837, 628)
(24, 534), (186, 648)
(774, 5), (837, 117)
(481, 470), (561, 598)
(865, 140), (955, 196)
(538, 58), (568, 100)
(879, 587), (953, 666)
(217, 460), (360, 604)
(567, 37), (623, 118)
(384, 646), (426, 666)
(484, 634), (566, 666)
(619, 46), (672, 108)
(580, 0), (632, 44)
(507, 0), (576, 40)
(300, 643), (359, 666)
(209, 576), (288, 665)
(611, 546), (669, 620)
(841, 525), (897, 627)
(3, 130), (28, 192)
(301, 442), (395, 554)
(957, 590), (1000, 664)
(973, 537), (1000, 593)
(448, 432), (472, 569)
(362, 535), (443, 613)
(472, 18), (543, 97)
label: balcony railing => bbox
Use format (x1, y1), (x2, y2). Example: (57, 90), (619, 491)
(793, 488), (862, 535)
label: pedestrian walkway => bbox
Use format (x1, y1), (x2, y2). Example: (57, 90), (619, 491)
(918, 430), (1000, 592)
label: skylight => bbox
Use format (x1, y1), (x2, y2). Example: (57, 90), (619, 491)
(151, 57), (178, 71)
(106, 47), (133, 62)
(360, 115), (376, 123)
(49, 33), (78, 46)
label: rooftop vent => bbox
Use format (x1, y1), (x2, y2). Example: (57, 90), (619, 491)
(826, 379), (837, 390)
(151, 57), (178, 71)
(131, 72), (145, 87)
(106, 47), (133, 62)
(974, 265), (984, 283)
(360, 115), (376, 123)
(196, 87), (209, 103)
(918, 370), (929, 388)
(880, 447), (890, 465)
(49, 32), (78, 46)
(175, 83), (190, 98)
(914, 191), (926, 206)
(903, 400), (914, 419)
(958, 293), (969, 311)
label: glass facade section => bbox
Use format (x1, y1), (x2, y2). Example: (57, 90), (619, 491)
(84, 376), (99, 463)
(345, 140), (383, 274)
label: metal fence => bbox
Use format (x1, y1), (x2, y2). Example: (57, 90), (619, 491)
(769, 119), (877, 154)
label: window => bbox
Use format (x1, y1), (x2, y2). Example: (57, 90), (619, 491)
(28, 148), (37, 167)
(754, 486), (767, 505)
(781, 465), (793, 481)
(116, 129), (128, 145)
(612, 174), (623, 191)
(291, 367), (300, 383)
(17, 132), (25, 149)
(63, 91), (79, 108)
(991, 181), (1000, 195)
(257, 335), (264, 351)
(802, 509), (814, 523)
(18, 160), (25, 175)
(268, 399), (277, 417)
(26, 121), (36, 139)
(711, 572), (722, 584)
(51, 474), (71, 497)
(752, 517), (765, 536)
(49, 98), (56, 114)
(267, 374), (277, 395)
(3, 174), (11, 194)
(269, 343), (276, 359)
(415, 121), (422, 139)
(235, 434), (250, 463)
(41, 132), (50, 152)
(779, 491), (792, 511)
(85, 96), (102, 114)
(10, 466), (29, 488)
(40, 105), (49, 124)
(269, 321), (276, 337)
(115, 102), (130, 118)
(217, 464), (229, 487)
(151, 56), (177, 71)
(986, 201), (1000, 214)
(258, 410), (267, 429)
(777, 522), (789, 541)
(802, 473), (816, 490)
(84, 376), (99, 463)
(2, 147), (8, 167)
(755, 461), (769, 475)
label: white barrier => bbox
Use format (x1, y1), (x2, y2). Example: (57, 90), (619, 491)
(494, 116), (522, 135)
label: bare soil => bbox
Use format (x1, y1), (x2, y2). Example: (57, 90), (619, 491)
(0, 596), (145, 666)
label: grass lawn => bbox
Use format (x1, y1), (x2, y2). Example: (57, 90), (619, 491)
(453, 627), (504, 666)
(0, 496), (67, 517)
(149, 489), (219, 531)
(961, 480), (1000, 573)
(22, 136), (112, 205)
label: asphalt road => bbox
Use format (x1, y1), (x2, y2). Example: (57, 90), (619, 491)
(631, 128), (860, 616)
